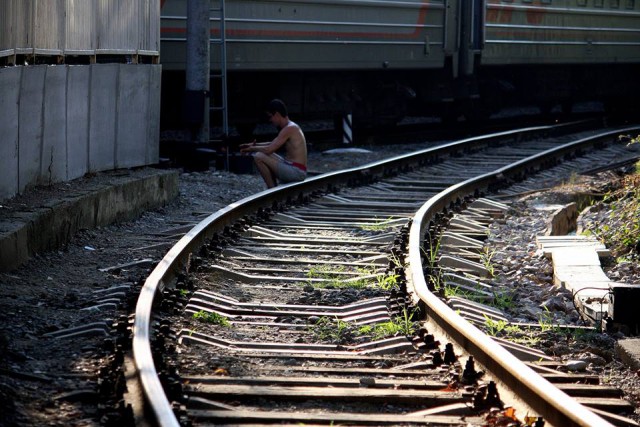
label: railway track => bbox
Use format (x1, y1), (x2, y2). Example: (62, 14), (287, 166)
(134, 120), (640, 426)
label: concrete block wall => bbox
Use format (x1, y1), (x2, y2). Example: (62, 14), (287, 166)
(0, 63), (161, 201)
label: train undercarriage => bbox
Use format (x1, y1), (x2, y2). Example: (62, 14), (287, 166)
(160, 62), (640, 138)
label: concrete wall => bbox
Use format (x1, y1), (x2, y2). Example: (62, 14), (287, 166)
(0, 63), (161, 201)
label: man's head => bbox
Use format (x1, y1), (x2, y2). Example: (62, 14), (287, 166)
(267, 99), (288, 119)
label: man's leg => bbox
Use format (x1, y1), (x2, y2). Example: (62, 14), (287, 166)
(253, 152), (280, 188)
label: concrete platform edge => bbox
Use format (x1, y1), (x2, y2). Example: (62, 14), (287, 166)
(0, 169), (179, 272)
(615, 339), (640, 372)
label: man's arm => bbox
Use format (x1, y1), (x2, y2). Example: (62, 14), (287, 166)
(240, 126), (294, 154)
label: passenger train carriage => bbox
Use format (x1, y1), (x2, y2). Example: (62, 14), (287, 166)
(159, 0), (640, 131)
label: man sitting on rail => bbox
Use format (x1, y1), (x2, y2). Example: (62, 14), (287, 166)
(240, 99), (307, 189)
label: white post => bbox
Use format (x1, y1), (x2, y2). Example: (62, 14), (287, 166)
(342, 113), (353, 144)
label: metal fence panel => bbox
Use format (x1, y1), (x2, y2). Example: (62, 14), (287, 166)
(65, 0), (96, 53)
(0, 0), (15, 53)
(140, 0), (161, 53)
(0, 0), (160, 55)
(34, 0), (64, 53)
(97, 0), (138, 52)
(12, 0), (33, 52)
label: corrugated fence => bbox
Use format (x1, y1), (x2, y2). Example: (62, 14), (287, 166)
(0, 0), (160, 57)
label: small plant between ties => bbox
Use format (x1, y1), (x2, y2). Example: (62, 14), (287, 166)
(306, 265), (369, 289)
(483, 315), (507, 336)
(479, 246), (496, 278)
(445, 284), (475, 299)
(359, 307), (418, 339)
(310, 308), (419, 343)
(491, 289), (515, 311)
(309, 316), (353, 343)
(192, 310), (231, 326)
(424, 238), (441, 271)
(423, 238), (447, 291)
(376, 272), (399, 291)
(359, 216), (397, 231)
(537, 306), (556, 333)
(388, 251), (406, 270)
(307, 264), (345, 280)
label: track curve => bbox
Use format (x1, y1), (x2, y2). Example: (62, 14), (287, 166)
(134, 120), (640, 426)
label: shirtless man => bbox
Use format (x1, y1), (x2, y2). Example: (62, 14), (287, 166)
(239, 99), (307, 188)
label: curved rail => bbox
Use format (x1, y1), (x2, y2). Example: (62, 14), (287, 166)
(133, 120), (631, 425)
(406, 125), (640, 427)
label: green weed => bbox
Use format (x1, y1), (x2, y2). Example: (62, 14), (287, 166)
(359, 308), (418, 339)
(442, 284), (472, 299)
(484, 315), (507, 336)
(360, 217), (396, 231)
(584, 172), (640, 258)
(311, 316), (353, 343)
(491, 290), (515, 311)
(424, 239), (441, 271)
(307, 264), (346, 280)
(376, 273), (399, 291)
(306, 265), (369, 289)
(388, 251), (406, 269)
(479, 246), (496, 277)
(537, 306), (555, 332)
(192, 310), (231, 326)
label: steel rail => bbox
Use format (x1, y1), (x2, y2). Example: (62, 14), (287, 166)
(406, 125), (640, 427)
(133, 119), (609, 426)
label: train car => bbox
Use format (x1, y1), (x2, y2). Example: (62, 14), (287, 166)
(160, 0), (457, 130)
(479, 0), (640, 115)
(159, 0), (640, 133)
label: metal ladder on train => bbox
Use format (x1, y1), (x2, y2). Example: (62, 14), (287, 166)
(210, 0), (229, 138)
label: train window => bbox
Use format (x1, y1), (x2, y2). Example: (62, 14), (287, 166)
(577, 0), (587, 5)
(595, 0), (603, 6)
(626, 0), (635, 8)
(611, 0), (619, 7)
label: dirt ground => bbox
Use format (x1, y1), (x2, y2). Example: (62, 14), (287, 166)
(0, 143), (437, 426)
